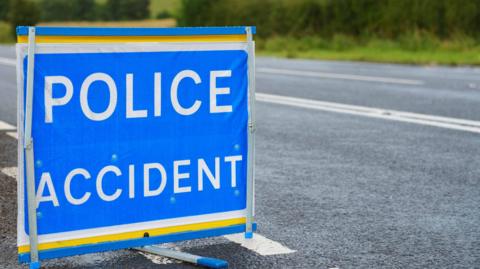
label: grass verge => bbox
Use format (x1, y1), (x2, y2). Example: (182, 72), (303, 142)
(257, 34), (480, 66)
(0, 22), (14, 43)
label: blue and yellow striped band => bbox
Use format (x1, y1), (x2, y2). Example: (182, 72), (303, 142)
(19, 217), (246, 254)
(16, 26), (255, 43)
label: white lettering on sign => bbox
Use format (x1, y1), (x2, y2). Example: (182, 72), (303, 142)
(126, 73), (148, 118)
(44, 76), (73, 123)
(128, 165), (135, 199)
(44, 69), (234, 123)
(96, 165), (123, 202)
(143, 163), (167, 197)
(225, 155), (242, 188)
(174, 159), (192, 194)
(171, 70), (202, 116)
(80, 73), (118, 121)
(210, 70), (233, 113)
(64, 168), (91, 205)
(35, 155), (243, 207)
(154, 72), (162, 117)
(198, 157), (220, 191)
(36, 172), (59, 208)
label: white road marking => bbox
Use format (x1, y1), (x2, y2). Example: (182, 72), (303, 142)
(0, 57), (426, 86)
(6, 131), (17, 139)
(257, 93), (480, 134)
(258, 67), (424, 85)
(0, 57), (15, 67)
(0, 120), (15, 130)
(139, 252), (178, 265)
(0, 166), (16, 178)
(224, 233), (296, 256)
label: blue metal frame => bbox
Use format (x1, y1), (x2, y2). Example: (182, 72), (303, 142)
(19, 223), (256, 263)
(16, 26), (256, 36)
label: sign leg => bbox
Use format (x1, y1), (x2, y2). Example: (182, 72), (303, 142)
(29, 261), (41, 269)
(245, 26), (256, 239)
(135, 246), (228, 268)
(24, 26), (40, 268)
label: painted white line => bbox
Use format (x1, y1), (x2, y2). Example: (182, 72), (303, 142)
(0, 120), (15, 130)
(6, 131), (17, 139)
(0, 56), (424, 86)
(224, 233), (296, 256)
(140, 252), (178, 265)
(257, 93), (480, 134)
(0, 166), (17, 178)
(258, 67), (424, 85)
(0, 57), (15, 67)
(0, 57), (426, 86)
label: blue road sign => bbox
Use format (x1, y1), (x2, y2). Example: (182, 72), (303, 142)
(16, 28), (256, 263)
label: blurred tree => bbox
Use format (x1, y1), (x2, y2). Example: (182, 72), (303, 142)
(105, 0), (150, 21)
(156, 11), (172, 19)
(177, 0), (480, 40)
(71, 0), (97, 21)
(40, 0), (74, 21)
(177, 0), (216, 26)
(0, 0), (9, 21)
(8, 0), (40, 37)
(40, 0), (96, 22)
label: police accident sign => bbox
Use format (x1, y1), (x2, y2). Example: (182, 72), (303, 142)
(16, 27), (256, 261)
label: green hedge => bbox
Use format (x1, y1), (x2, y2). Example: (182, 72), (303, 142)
(177, 0), (480, 40)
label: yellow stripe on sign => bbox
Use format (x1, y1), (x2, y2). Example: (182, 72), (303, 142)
(16, 34), (247, 43)
(18, 217), (246, 253)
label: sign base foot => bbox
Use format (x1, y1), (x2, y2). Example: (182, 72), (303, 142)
(29, 261), (41, 269)
(135, 245), (228, 268)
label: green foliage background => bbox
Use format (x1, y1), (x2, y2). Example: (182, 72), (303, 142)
(175, 0), (480, 65)
(177, 0), (480, 40)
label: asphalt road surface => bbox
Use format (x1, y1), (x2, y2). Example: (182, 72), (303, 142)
(0, 44), (479, 268)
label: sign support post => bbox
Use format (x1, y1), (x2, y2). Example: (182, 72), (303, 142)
(245, 26), (256, 239)
(24, 26), (40, 269)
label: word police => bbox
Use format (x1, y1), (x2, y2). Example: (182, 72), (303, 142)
(44, 70), (233, 123)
